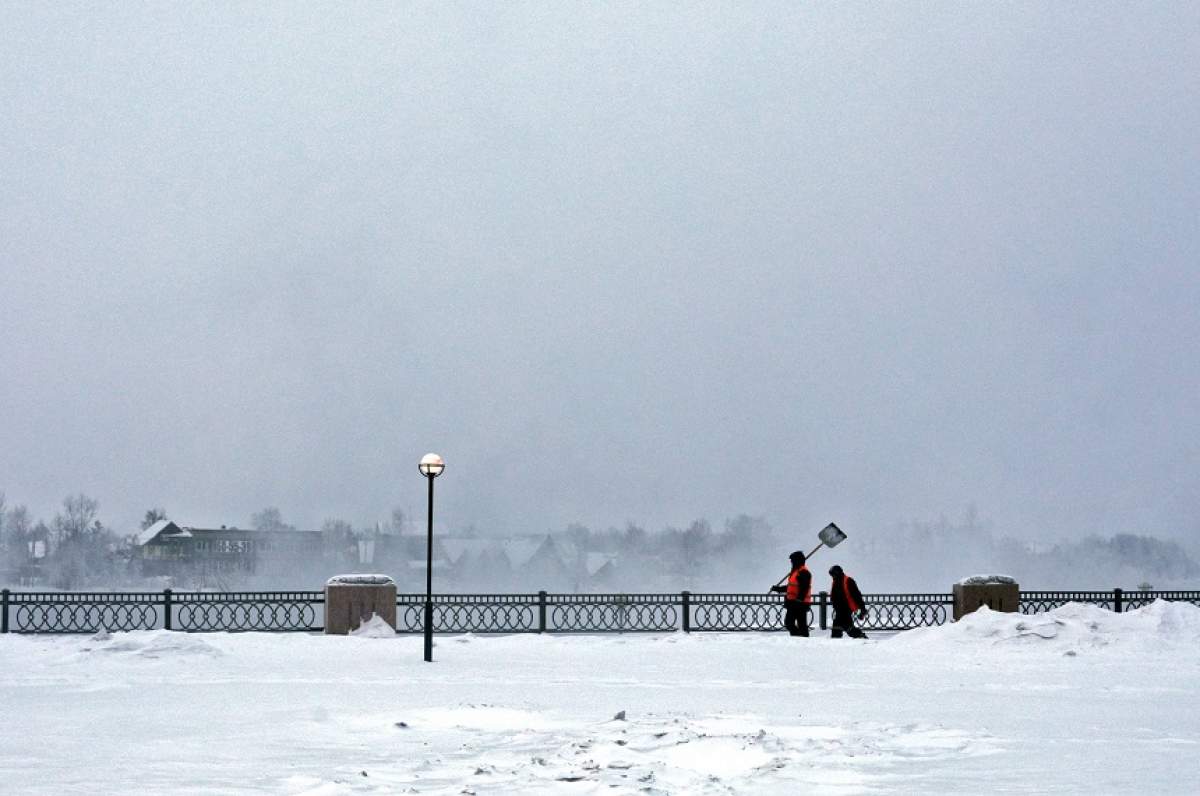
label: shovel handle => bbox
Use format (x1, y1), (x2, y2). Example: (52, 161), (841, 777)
(768, 541), (827, 590)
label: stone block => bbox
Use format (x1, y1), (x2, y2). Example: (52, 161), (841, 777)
(953, 575), (1019, 621)
(324, 574), (397, 634)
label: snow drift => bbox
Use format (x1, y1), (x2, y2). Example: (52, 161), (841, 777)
(893, 598), (1200, 651)
(3, 598), (1200, 794)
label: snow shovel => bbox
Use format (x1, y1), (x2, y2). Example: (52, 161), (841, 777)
(769, 522), (848, 591)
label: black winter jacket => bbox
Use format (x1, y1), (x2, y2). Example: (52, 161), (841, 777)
(830, 574), (865, 613)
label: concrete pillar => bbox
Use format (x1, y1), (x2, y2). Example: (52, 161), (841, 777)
(953, 575), (1019, 620)
(324, 574), (397, 634)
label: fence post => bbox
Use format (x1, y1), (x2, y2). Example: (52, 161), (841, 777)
(681, 591), (691, 633)
(163, 589), (173, 630)
(818, 591), (828, 630)
(1113, 587), (1123, 614)
(1, 588), (8, 634)
(538, 590), (547, 633)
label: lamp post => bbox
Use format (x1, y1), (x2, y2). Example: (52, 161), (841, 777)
(418, 453), (445, 662)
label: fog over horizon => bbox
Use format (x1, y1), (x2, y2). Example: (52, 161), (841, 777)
(2, 5), (1198, 553)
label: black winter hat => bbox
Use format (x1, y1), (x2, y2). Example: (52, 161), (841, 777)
(829, 565), (844, 576)
(789, 551), (806, 565)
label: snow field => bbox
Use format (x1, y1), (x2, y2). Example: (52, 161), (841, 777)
(1, 601), (1198, 794)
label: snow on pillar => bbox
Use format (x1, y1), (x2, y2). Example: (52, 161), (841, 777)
(953, 575), (1019, 621)
(324, 574), (397, 634)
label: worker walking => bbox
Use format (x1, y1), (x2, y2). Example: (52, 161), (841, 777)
(770, 551), (812, 637)
(828, 565), (868, 639)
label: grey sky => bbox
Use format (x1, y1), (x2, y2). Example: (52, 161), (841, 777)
(2, 3), (1197, 543)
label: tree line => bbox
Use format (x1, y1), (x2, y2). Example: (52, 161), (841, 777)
(1, 490), (1196, 592)
(0, 492), (127, 590)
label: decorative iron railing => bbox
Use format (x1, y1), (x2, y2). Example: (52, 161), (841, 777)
(687, 593), (812, 631)
(1019, 590), (1116, 614)
(682, 592), (953, 632)
(1, 588), (1197, 635)
(1020, 589), (1200, 614)
(5, 591), (163, 633)
(858, 593), (955, 630)
(396, 593), (540, 633)
(393, 593), (682, 633)
(0, 589), (323, 634)
(548, 592), (680, 632)
(1119, 590), (1200, 611)
(173, 591), (322, 632)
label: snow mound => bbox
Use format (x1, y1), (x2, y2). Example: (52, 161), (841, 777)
(82, 630), (223, 659)
(956, 574), (1017, 586)
(326, 574), (394, 586)
(893, 599), (1200, 651)
(349, 614), (396, 638)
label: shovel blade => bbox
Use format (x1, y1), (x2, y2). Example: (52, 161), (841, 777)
(818, 522), (847, 548)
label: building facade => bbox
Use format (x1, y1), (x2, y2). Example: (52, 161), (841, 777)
(138, 520), (324, 578)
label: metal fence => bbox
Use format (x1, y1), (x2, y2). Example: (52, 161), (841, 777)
(1019, 589), (1200, 615)
(1019, 590), (1117, 614)
(681, 593), (953, 632)
(0, 590), (322, 634)
(1, 587), (1198, 635)
(393, 592), (684, 634)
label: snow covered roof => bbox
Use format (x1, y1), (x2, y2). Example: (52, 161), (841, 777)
(137, 522), (325, 546)
(504, 538), (551, 568)
(136, 520), (184, 546)
(555, 539), (581, 561)
(585, 553), (616, 577)
(440, 538), (493, 565)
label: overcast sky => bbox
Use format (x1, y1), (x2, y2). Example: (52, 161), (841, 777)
(1, 3), (1197, 544)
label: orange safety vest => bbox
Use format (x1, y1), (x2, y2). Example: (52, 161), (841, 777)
(786, 565), (812, 604)
(835, 574), (861, 613)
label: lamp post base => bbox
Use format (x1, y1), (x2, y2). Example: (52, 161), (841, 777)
(423, 600), (434, 662)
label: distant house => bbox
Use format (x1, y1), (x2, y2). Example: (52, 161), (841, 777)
(441, 537), (493, 583)
(384, 535), (453, 589)
(583, 553), (618, 591)
(3, 530), (49, 588)
(505, 535), (571, 589)
(549, 539), (620, 591)
(137, 520), (322, 578)
(433, 534), (572, 591)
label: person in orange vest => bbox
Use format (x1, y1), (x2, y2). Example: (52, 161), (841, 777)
(828, 565), (868, 639)
(770, 551), (812, 637)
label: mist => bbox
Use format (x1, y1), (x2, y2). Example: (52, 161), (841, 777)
(2, 4), (1198, 572)
(2, 491), (1197, 594)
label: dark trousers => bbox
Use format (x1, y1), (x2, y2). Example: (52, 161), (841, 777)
(784, 600), (809, 637)
(831, 609), (867, 639)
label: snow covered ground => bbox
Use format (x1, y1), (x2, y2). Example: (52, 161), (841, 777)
(2, 601), (1199, 794)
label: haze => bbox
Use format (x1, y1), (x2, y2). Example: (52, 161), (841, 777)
(2, 3), (1197, 547)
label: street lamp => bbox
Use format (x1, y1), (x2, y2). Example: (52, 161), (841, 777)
(418, 453), (445, 662)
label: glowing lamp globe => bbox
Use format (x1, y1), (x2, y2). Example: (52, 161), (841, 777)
(418, 453), (445, 477)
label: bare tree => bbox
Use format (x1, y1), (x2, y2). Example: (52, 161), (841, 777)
(565, 523), (592, 551)
(621, 522), (647, 554)
(321, 518), (356, 567)
(8, 506), (32, 549)
(48, 494), (114, 589)
(680, 519), (713, 585)
(3, 509), (42, 587)
(0, 492), (8, 579)
(141, 507), (168, 530)
(53, 494), (99, 544)
(0, 491), (7, 558)
(251, 507), (293, 532)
